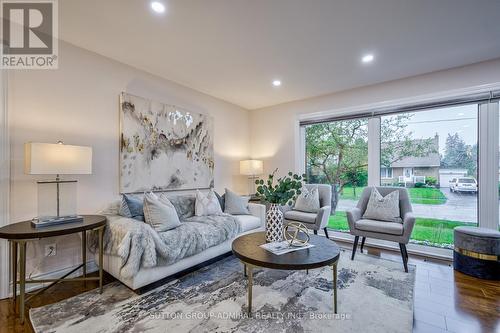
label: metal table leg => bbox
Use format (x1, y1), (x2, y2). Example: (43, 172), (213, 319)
(11, 241), (17, 307)
(332, 262), (338, 314)
(98, 226), (104, 294)
(82, 230), (87, 277)
(18, 241), (26, 323)
(247, 264), (253, 316)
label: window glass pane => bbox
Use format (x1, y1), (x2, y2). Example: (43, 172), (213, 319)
(305, 118), (368, 232)
(381, 105), (478, 248)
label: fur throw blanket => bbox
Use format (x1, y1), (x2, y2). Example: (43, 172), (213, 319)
(88, 203), (241, 278)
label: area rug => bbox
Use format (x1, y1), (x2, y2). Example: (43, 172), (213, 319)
(30, 250), (415, 333)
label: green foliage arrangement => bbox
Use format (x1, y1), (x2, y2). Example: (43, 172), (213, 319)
(414, 182), (426, 188)
(255, 169), (306, 205)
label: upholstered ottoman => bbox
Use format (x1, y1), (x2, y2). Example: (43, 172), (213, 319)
(453, 226), (500, 280)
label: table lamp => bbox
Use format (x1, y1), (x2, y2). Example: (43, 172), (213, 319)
(240, 159), (263, 196)
(24, 141), (92, 227)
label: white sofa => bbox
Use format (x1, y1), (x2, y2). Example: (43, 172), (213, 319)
(94, 202), (265, 290)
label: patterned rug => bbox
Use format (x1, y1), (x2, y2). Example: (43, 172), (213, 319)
(30, 249), (415, 333)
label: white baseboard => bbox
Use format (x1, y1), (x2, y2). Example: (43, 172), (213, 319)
(3, 259), (98, 299)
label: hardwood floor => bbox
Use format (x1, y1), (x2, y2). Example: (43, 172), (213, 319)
(0, 243), (498, 333)
(364, 246), (500, 333)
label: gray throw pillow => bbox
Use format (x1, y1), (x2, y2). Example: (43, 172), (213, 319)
(224, 188), (250, 215)
(363, 187), (402, 223)
(119, 194), (144, 221)
(294, 186), (320, 213)
(215, 191), (225, 211)
(169, 195), (195, 219)
(143, 192), (182, 232)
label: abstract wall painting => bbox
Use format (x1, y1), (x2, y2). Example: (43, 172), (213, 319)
(119, 92), (214, 193)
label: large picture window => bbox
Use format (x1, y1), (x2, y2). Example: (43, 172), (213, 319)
(305, 118), (368, 233)
(303, 102), (484, 250)
(380, 105), (478, 248)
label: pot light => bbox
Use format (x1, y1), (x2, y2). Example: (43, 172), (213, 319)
(151, 1), (166, 13)
(361, 54), (374, 63)
(272, 80), (282, 87)
(458, 112), (465, 116)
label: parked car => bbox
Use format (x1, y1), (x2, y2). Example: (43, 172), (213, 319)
(449, 177), (478, 193)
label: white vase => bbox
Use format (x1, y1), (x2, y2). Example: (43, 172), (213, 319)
(266, 203), (284, 242)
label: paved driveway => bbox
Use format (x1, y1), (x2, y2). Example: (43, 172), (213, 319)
(336, 188), (488, 223)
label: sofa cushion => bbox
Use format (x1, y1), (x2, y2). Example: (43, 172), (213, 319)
(355, 219), (404, 235)
(195, 190), (223, 216)
(215, 191), (225, 211)
(119, 194), (144, 221)
(224, 188), (250, 215)
(233, 215), (261, 232)
(284, 210), (317, 224)
(169, 195), (195, 219)
(143, 193), (181, 232)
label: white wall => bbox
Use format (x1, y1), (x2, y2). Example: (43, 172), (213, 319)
(7, 41), (250, 279)
(249, 58), (500, 177)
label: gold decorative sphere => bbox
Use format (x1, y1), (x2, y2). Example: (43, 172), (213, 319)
(283, 222), (310, 247)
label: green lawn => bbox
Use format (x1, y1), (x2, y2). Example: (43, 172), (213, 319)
(328, 211), (472, 247)
(339, 186), (447, 205)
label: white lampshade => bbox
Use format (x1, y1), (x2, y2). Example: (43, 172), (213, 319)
(24, 142), (92, 175)
(240, 160), (263, 176)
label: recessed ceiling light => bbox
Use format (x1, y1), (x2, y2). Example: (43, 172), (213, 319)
(457, 112), (465, 116)
(361, 54), (374, 64)
(272, 80), (282, 87)
(151, 1), (166, 13)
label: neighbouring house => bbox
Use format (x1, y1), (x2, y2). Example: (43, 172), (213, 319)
(439, 168), (468, 188)
(381, 135), (440, 186)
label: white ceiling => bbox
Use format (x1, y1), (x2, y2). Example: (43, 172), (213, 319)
(60, 0), (500, 110)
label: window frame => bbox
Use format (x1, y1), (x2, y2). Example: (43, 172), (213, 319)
(298, 90), (500, 258)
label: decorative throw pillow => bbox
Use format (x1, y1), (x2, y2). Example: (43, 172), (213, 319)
(119, 194), (144, 221)
(215, 191), (225, 211)
(143, 192), (181, 232)
(224, 188), (250, 215)
(363, 187), (402, 223)
(195, 189), (223, 216)
(294, 186), (320, 213)
(169, 195), (196, 219)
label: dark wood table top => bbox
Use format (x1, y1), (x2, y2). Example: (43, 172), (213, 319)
(232, 231), (340, 270)
(0, 215), (106, 240)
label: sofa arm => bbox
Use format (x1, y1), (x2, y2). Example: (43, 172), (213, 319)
(346, 207), (362, 233)
(248, 203), (266, 228)
(315, 206), (331, 229)
(402, 212), (416, 243)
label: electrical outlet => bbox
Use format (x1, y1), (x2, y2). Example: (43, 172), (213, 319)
(44, 243), (56, 257)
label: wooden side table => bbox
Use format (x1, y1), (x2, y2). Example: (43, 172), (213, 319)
(0, 215), (106, 323)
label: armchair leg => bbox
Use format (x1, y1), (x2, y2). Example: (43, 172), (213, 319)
(351, 236), (359, 260)
(324, 228), (330, 239)
(360, 237), (366, 253)
(313, 230), (318, 235)
(399, 243), (409, 273)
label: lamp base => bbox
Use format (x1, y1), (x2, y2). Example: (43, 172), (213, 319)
(31, 215), (84, 228)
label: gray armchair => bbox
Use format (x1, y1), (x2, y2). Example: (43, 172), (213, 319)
(347, 186), (415, 272)
(284, 184), (332, 238)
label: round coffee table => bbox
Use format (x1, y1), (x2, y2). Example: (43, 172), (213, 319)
(232, 231), (341, 315)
